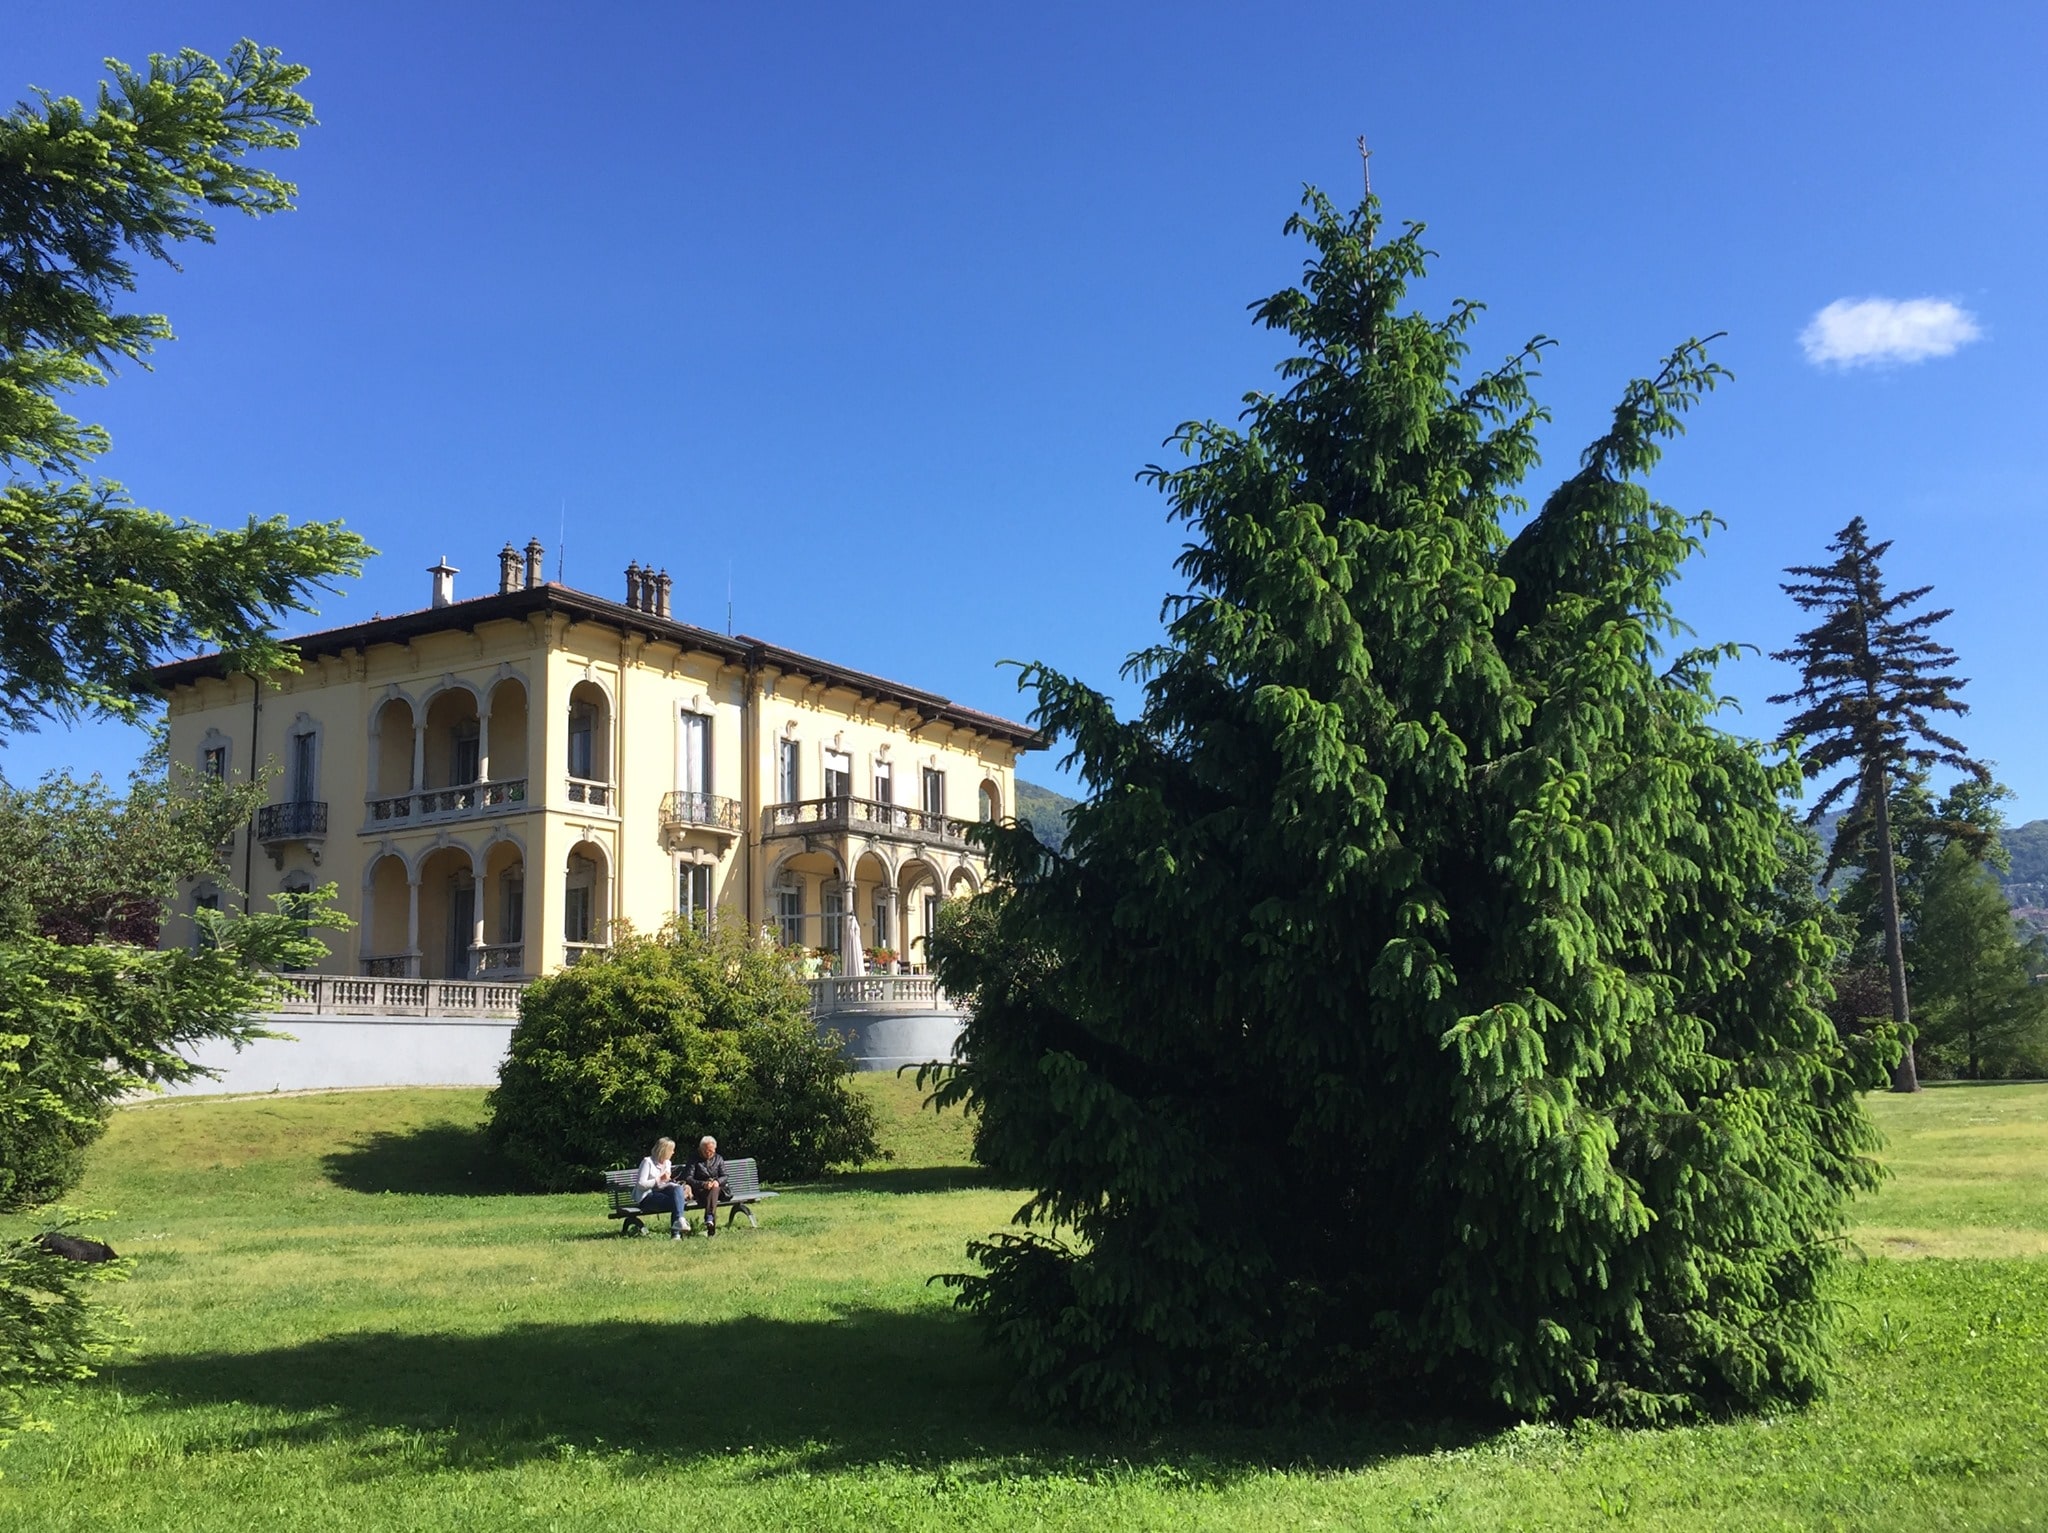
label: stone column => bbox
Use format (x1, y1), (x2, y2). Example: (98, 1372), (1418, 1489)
(471, 881), (487, 975)
(476, 699), (492, 786)
(412, 720), (427, 792)
(405, 872), (422, 978)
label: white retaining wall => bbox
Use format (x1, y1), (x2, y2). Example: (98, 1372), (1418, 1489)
(161, 1013), (516, 1096)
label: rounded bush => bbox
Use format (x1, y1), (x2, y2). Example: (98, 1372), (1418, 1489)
(485, 922), (880, 1188)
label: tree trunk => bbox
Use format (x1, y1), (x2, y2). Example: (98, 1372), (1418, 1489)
(1870, 778), (1919, 1092)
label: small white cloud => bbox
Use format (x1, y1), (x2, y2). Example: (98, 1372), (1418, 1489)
(1801, 297), (1982, 368)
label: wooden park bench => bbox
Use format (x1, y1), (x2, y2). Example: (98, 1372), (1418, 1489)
(601, 1158), (776, 1236)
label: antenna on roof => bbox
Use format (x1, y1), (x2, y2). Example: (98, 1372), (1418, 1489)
(726, 562), (734, 636)
(556, 499), (566, 584)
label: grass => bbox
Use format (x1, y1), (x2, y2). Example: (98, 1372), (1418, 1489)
(0, 1078), (2043, 1530)
(1856, 1083), (2048, 1258)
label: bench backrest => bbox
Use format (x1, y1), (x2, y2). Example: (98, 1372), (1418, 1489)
(602, 1158), (763, 1210)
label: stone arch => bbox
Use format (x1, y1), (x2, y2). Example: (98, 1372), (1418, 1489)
(566, 678), (613, 783)
(418, 673), (487, 713)
(563, 837), (611, 952)
(484, 673), (529, 781)
(367, 693), (418, 797)
(417, 842), (483, 979)
(362, 851), (413, 967)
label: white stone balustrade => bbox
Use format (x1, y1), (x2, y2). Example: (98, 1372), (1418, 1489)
(272, 972), (527, 1018)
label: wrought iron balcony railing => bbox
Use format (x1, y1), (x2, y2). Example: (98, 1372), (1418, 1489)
(257, 800), (328, 842)
(762, 796), (974, 849)
(660, 790), (742, 834)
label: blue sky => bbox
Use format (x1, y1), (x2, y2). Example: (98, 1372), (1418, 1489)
(10, 2), (2045, 818)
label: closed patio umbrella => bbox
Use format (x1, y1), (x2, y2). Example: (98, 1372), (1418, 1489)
(843, 908), (865, 976)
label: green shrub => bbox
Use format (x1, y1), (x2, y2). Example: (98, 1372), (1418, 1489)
(485, 922), (881, 1188)
(0, 1224), (126, 1453)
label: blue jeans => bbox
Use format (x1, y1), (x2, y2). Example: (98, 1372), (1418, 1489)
(636, 1184), (688, 1230)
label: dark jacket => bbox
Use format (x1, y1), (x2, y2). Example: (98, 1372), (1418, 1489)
(686, 1154), (728, 1193)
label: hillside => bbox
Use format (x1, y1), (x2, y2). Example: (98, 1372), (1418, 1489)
(1013, 778), (1079, 851)
(2001, 818), (2048, 934)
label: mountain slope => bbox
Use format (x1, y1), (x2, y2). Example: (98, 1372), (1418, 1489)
(1013, 778), (1079, 852)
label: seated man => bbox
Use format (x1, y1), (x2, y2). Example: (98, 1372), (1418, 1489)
(635, 1136), (692, 1239)
(685, 1135), (729, 1237)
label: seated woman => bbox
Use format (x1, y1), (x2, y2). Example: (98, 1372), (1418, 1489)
(635, 1137), (692, 1239)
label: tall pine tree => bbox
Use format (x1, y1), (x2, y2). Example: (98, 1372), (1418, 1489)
(929, 188), (1883, 1428)
(1770, 519), (1986, 1091)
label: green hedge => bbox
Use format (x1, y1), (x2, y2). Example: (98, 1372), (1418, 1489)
(486, 923), (880, 1188)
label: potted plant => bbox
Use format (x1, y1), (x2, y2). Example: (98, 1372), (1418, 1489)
(867, 946), (897, 972)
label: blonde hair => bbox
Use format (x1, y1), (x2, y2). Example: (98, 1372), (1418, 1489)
(653, 1137), (676, 1157)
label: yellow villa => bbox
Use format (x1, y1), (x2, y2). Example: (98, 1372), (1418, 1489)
(152, 541), (1039, 989)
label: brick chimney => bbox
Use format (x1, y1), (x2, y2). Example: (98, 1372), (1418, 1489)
(524, 538), (545, 589)
(625, 561), (644, 610)
(654, 569), (673, 618)
(497, 543), (520, 595)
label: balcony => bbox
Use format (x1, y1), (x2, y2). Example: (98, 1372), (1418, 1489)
(257, 800), (328, 866)
(365, 778), (527, 829)
(763, 796), (975, 851)
(660, 790), (742, 841)
(564, 777), (614, 811)
(474, 942), (526, 976)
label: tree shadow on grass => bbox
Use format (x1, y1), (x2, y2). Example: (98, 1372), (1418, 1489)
(321, 1122), (528, 1197)
(805, 1165), (1016, 1196)
(106, 1308), (1484, 1480)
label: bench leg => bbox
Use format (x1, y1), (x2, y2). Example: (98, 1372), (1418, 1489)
(735, 1204), (759, 1229)
(620, 1215), (644, 1237)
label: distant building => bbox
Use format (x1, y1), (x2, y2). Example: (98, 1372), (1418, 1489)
(151, 543), (1038, 982)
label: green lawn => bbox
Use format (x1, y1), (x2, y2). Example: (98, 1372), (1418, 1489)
(2, 1079), (2045, 1530)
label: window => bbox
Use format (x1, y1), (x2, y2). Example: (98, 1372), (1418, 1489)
(774, 885), (803, 948)
(451, 721), (480, 785)
(873, 760), (893, 804)
(202, 745), (229, 782)
(778, 738), (801, 803)
(921, 767), (946, 817)
(500, 873), (525, 945)
(871, 892), (891, 951)
(678, 711), (712, 796)
(822, 887), (844, 958)
(568, 704), (596, 780)
(282, 876), (315, 942)
(979, 781), (999, 822)
(678, 862), (712, 928)
(824, 749), (852, 801)
(192, 888), (220, 951)
(922, 893), (941, 967)
(448, 872), (475, 979)
(564, 854), (596, 944)
(289, 731), (317, 803)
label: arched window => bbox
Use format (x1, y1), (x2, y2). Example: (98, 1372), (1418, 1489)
(281, 872), (315, 949)
(978, 780), (1000, 822)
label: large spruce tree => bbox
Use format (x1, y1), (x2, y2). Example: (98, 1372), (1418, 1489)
(1771, 519), (1986, 1091)
(929, 189), (1884, 1428)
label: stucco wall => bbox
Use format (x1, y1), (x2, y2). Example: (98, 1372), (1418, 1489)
(159, 1014), (516, 1096)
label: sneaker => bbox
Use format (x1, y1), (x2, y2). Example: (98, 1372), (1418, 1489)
(670, 1227), (683, 1240)
(706, 1223), (718, 1238)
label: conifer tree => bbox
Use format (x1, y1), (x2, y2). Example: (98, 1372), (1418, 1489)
(1770, 520), (1987, 1091)
(1910, 843), (2048, 1079)
(929, 188), (1883, 1428)
(0, 40), (368, 734)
